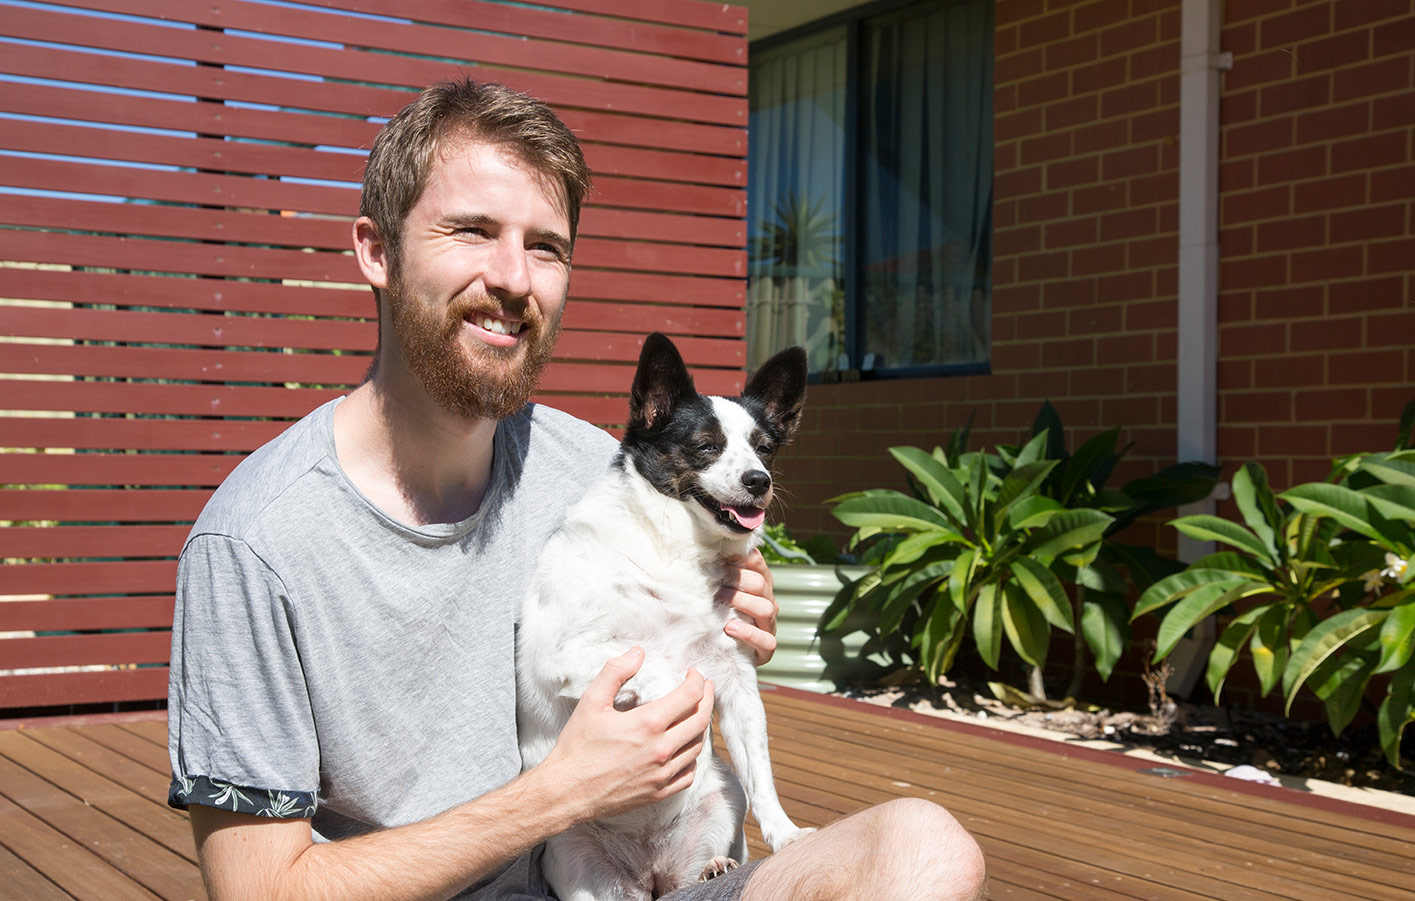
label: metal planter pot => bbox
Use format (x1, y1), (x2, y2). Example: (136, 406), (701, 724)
(758, 564), (886, 693)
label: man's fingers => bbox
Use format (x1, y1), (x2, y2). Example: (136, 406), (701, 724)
(581, 647), (644, 708)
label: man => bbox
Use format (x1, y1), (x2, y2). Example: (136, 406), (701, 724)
(168, 78), (986, 901)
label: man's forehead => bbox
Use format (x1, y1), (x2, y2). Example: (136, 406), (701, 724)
(427, 136), (570, 224)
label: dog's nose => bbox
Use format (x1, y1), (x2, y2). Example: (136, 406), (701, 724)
(741, 470), (771, 498)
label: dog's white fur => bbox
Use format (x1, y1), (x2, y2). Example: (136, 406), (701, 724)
(517, 346), (810, 900)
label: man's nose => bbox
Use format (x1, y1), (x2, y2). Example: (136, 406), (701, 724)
(484, 236), (532, 298)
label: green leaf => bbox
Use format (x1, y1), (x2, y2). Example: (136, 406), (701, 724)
(1030, 508), (1113, 559)
(1359, 457), (1415, 488)
(1031, 402), (1065, 463)
(1132, 568), (1263, 620)
(1007, 495), (1064, 531)
(1001, 581), (1050, 668)
(880, 531), (965, 569)
(1059, 427), (1121, 505)
(1376, 597), (1415, 674)
(877, 561), (954, 634)
(1249, 604), (1290, 697)
(1281, 483), (1387, 544)
(1154, 580), (1254, 661)
(1013, 429), (1051, 470)
(921, 596), (962, 682)
(1362, 484), (1415, 525)
(832, 491), (954, 533)
(1206, 604), (1275, 702)
(1399, 400), (1415, 451)
(944, 410), (975, 468)
(1233, 463), (1280, 563)
(1378, 659), (1415, 768)
(972, 582), (1003, 670)
(1310, 650), (1375, 736)
(1081, 592), (1129, 681)
(996, 460), (1058, 522)
(1187, 551), (1272, 579)
(949, 547), (976, 613)
(822, 568), (879, 631)
(889, 446), (969, 526)
(1170, 515), (1274, 564)
(1281, 608), (1387, 712)
(1009, 557), (1074, 633)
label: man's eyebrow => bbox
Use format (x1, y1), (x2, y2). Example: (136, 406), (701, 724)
(441, 213), (571, 252)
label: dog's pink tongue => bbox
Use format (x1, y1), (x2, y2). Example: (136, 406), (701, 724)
(728, 505), (766, 530)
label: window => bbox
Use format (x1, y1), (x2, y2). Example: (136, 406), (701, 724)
(747, 0), (993, 378)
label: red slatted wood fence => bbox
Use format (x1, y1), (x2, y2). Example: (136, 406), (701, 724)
(0, 0), (749, 715)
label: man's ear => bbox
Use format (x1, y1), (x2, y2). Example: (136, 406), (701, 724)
(353, 217), (390, 291)
(629, 333), (697, 432)
(743, 346), (808, 440)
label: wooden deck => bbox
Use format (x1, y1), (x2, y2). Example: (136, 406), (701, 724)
(1, 687), (1412, 900)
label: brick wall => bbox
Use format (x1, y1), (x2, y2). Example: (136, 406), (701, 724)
(774, 0), (1413, 710)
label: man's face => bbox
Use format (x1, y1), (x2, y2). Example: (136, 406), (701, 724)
(383, 139), (573, 421)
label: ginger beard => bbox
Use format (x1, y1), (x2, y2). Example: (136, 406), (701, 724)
(385, 266), (563, 422)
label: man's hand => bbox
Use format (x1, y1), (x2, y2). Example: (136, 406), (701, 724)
(538, 648), (715, 821)
(720, 548), (779, 666)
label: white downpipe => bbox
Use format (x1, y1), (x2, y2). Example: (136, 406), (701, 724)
(1167, 0), (1231, 696)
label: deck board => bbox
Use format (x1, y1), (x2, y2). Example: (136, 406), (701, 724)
(1, 690), (1411, 900)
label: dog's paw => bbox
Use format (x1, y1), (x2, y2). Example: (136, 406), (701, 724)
(698, 856), (739, 882)
(613, 688), (641, 711)
(763, 825), (816, 852)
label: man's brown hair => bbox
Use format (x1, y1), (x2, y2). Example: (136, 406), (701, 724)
(359, 78), (591, 300)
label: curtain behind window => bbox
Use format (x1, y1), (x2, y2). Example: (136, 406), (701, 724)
(861, 0), (993, 371)
(746, 29), (847, 373)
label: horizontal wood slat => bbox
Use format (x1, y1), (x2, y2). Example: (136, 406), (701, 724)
(0, 668), (169, 709)
(0, 597), (176, 635)
(1, 0), (745, 713)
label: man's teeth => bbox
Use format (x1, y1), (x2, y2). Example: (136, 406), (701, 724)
(476, 316), (524, 336)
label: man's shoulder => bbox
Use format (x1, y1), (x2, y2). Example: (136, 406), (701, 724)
(507, 403), (617, 467)
(188, 399), (340, 547)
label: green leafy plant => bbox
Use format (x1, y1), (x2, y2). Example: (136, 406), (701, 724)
(822, 419), (1114, 688)
(1137, 404), (1415, 767)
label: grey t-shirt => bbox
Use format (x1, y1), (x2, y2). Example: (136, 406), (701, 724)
(167, 397), (616, 897)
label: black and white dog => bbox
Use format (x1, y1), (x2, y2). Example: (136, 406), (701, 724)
(517, 333), (813, 900)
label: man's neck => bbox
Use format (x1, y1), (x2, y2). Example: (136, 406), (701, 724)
(332, 370), (500, 527)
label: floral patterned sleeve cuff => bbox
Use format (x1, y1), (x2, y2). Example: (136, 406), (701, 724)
(169, 774), (318, 819)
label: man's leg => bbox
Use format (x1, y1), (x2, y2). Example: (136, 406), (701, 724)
(741, 798), (986, 901)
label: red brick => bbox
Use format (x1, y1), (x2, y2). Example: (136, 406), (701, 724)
(995, 198), (1018, 229)
(993, 283), (1042, 314)
(1224, 185), (1292, 224)
(1072, 243), (1128, 275)
(1259, 4), (1333, 50)
(1220, 225), (1255, 257)
(996, 107), (1045, 141)
(1101, 81), (1159, 119)
(1332, 131), (1408, 174)
(1127, 235), (1174, 268)
(992, 341), (1042, 371)
(1124, 298), (1176, 329)
(1332, 423), (1406, 457)
(1216, 423), (1257, 458)
(1125, 362), (1175, 393)
(1256, 146), (1328, 186)
(1046, 216), (1100, 248)
(1221, 320), (1288, 356)
(1097, 270), (1154, 302)
(1041, 278), (1097, 309)
(1018, 191), (1070, 223)
(1373, 16), (1415, 58)
(1157, 201), (1179, 232)
(1131, 107), (1179, 142)
(1019, 250), (1070, 281)
(1227, 0), (1291, 27)
(1100, 208), (1156, 242)
(1336, 0), (1414, 31)
(1159, 136), (1179, 170)
(1073, 182), (1127, 213)
(1073, 118), (1129, 154)
(1293, 173), (1367, 213)
(1295, 387), (1370, 422)
(995, 165), (1044, 200)
(1370, 238), (1415, 275)
(1045, 34), (1101, 70)
(1224, 389), (1294, 423)
(1297, 30), (1376, 73)
(1047, 156), (1100, 189)
(1101, 18), (1158, 58)
(1221, 88), (1259, 125)
(1373, 91), (1415, 129)
(1372, 165), (1415, 199)
(1222, 254), (1288, 289)
(996, 47), (1046, 85)
(1226, 117), (1295, 157)
(1019, 9), (1071, 49)
(1130, 171), (1178, 205)
(1330, 349), (1405, 384)
(1292, 316), (1363, 351)
(1334, 58), (1414, 103)
(1074, 0), (1129, 35)
(1218, 359), (1254, 391)
(1046, 95), (1099, 130)
(993, 312), (1018, 342)
(1220, 158), (1256, 192)
(996, 0), (1046, 28)
(1068, 302), (1124, 335)
(1330, 203), (1408, 241)
(1256, 214), (1327, 252)
(1020, 71), (1070, 106)
(1154, 266), (1178, 297)
(1101, 394), (1160, 425)
(1102, 145), (1158, 180)
(1226, 48), (1295, 91)
(1014, 307), (1066, 338)
(995, 23), (1020, 57)
(996, 83), (1019, 114)
(1130, 42), (1180, 81)
(995, 141), (1019, 174)
(994, 224), (1044, 256)
(1259, 73), (1332, 117)
(1254, 285), (1325, 319)
(1330, 275), (1409, 311)
(1254, 354), (1327, 388)
(1291, 246), (1365, 283)
(1373, 387), (1415, 422)
(1366, 310), (1415, 347)
(1295, 103), (1372, 145)
(1020, 131), (1072, 165)
(1041, 338), (1096, 368)
(1096, 333), (1154, 364)
(1068, 364), (1121, 397)
(1218, 292), (1253, 324)
(1222, 20), (1257, 53)
(1072, 57), (1128, 95)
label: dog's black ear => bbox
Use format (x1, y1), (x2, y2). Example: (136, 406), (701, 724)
(743, 346), (807, 439)
(629, 332), (697, 431)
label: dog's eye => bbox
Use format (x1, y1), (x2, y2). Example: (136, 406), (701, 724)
(756, 443), (773, 457)
(696, 441), (720, 455)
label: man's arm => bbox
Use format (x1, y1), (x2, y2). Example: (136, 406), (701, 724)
(191, 649), (713, 901)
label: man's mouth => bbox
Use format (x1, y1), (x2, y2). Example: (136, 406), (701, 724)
(469, 314), (525, 337)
